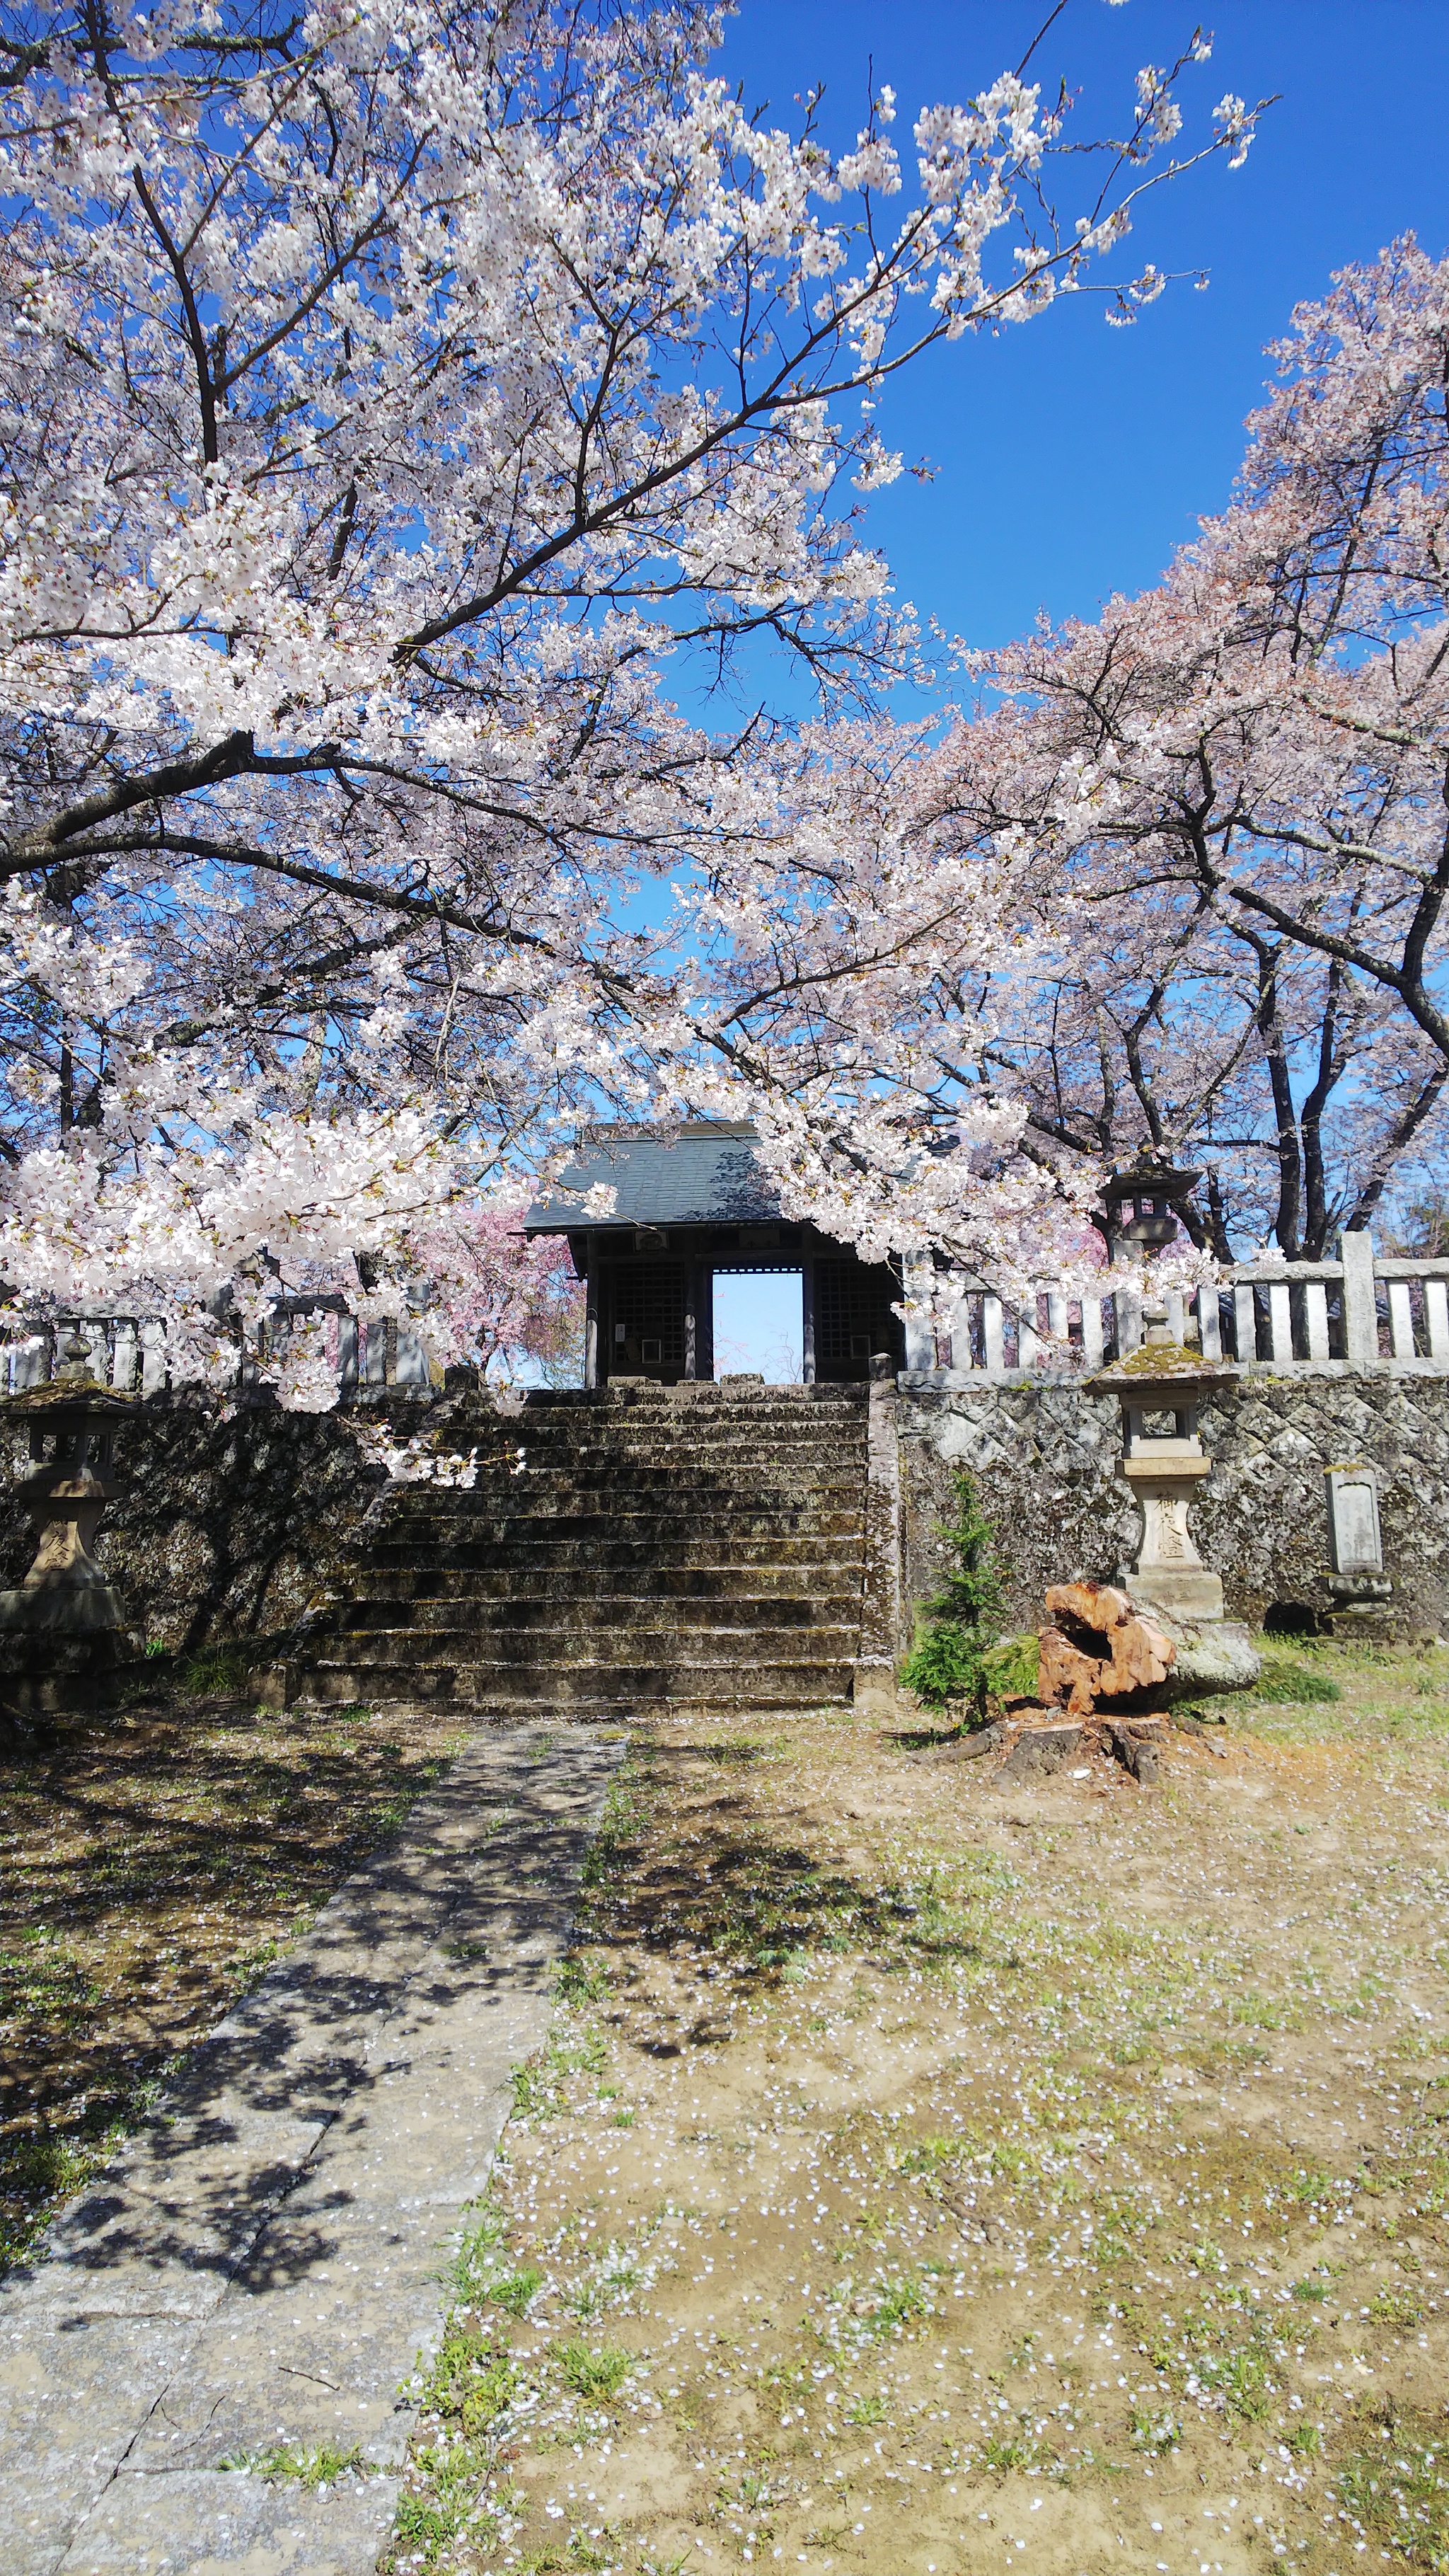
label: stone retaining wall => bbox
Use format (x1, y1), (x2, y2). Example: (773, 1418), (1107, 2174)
(5, 1370), (1445, 1679)
(894, 1369), (1449, 1641)
(0, 1401), (408, 1657)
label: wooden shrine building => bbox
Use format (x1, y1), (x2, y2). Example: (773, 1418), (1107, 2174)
(526, 1123), (904, 1388)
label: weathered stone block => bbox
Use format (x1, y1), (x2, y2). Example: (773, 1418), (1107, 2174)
(1105, 1715), (1165, 1783)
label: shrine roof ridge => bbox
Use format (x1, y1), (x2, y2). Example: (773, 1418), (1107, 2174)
(526, 1122), (783, 1234)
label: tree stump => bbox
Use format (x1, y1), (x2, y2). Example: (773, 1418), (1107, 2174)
(1041, 1581), (1176, 1703)
(970, 1582), (1179, 1786)
(994, 1718), (1083, 1783)
(933, 1582), (1181, 1790)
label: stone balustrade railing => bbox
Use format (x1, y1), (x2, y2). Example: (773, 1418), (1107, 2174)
(4, 1231), (1447, 1399)
(0, 1303), (436, 1402)
(902, 1231), (1449, 1383)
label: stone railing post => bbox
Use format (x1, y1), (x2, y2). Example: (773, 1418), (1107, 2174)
(1339, 1231), (1380, 1367)
(901, 1252), (935, 1373)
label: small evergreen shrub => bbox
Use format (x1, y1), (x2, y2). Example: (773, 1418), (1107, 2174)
(900, 1618), (985, 1708)
(899, 1472), (1003, 1713)
(981, 1631), (1041, 1703)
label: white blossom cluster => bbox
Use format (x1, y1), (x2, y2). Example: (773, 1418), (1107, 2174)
(0, 0), (1255, 1394)
(353, 1425), (479, 1487)
(918, 238), (1449, 1262)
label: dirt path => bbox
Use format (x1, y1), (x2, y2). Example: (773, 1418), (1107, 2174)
(393, 1640), (1449, 2576)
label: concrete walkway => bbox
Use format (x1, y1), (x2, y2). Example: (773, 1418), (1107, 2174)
(0, 1721), (623, 2576)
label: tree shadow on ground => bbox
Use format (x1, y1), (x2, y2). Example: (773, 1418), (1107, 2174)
(1, 1738), (599, 2303)
(575, 1733), (971, 2023)
(0, 1692), (466, 2269)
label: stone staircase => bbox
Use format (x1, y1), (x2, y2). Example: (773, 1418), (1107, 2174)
(289, 1381), (871, 1713)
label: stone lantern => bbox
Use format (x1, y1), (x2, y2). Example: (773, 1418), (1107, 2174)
(1090, 1309), (1236, 1621)
(1101, 1156), (1203, 1261)
(1082, 1161), (1262, 1698)
(0, 1327), (138, 1727)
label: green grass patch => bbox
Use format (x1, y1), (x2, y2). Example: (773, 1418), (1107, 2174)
(509, 2027), (609, 2118)
(845, 2392), (887, 2425)
(1254, 1658), (1343, 1705)
(556, 2339), (634, 2403)
(1369, 2282), (1426, 2330)
(489, 2263), (543, 2318)
(0, 1935), (100, 2028)
(1290, 2273), (1336, 2304)
(579, 1756), (652, 1894)
(451, 2198), (509, 2299)
(894, 2132), (962, 2179)
(845, 2271), (931, 2340)
(221, 2440), (369, 2488)
(553, 1956), (612, 2006)
(1334, 2410), (1449, 2567)
(176, 1640), (268, 1698)
(1129, 2402), (1181, 2454)
(423, 2324), (519, 2435)
(1145, 2307), (1278, 2422)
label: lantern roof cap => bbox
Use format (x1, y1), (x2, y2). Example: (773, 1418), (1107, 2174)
(1101, 1155), (1203, 1207)
(1088, 1335), (1234, 1395)
(0, 1378), (139, 1417)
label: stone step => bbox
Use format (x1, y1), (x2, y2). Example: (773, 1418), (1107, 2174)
(318, 1592), (861, 1635)
(497, 1406), (866, 1427)
(451, 1426), (866, 1455)
(480, 1403), (867, 1429)
(287, 1385), (876, 1710)
(474, 1413), (867, 1439)
(442, 1442), (870, 1463)
(364, 1533), (864, 1572)
(516, 1387), (869, 1408)
(313, 1621), (862, 1666)
(374, 1508), (867, 1543)
(409, 1494), (870, 1504)
(350, 1560), (865, 1602)
(450, 1453), (866, 1483)
(386, 1463), (870, 1504)
(519, 1414), (868, 1431)
(295, 1657), (857, 1709)
(386, 1477), (867, 1507)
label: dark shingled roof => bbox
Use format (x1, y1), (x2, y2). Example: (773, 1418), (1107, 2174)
(526, 1124), (781, 1231)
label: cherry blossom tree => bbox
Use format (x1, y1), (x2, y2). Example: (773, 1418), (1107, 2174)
(967, 885), (1446, 1260)
(0, 0), (1257, 1387)
(408, 1205), (584, 1386)
(911, 237), (1449, 1259)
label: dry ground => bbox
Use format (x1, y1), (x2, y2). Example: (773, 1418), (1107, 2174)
(0, 1665), (469, 2267)
(391, 1639), (1449, 2576)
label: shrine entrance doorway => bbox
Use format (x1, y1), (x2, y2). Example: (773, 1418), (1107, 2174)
(710, 1265), (804, 1383)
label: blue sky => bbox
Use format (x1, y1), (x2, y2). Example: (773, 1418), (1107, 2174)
(714, 0), (1449, 655)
